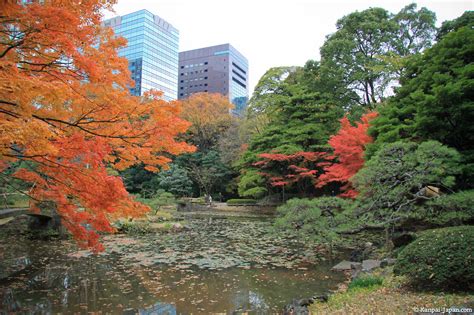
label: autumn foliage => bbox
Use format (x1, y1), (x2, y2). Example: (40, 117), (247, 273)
(254, 152), (328, 193)
(0, 1), (194, 250)
(316, 112), (378, 198)
(180, 93), (234, 151)
(253, 112), (376, 198)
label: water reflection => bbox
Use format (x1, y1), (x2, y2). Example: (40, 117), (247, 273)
(0, 215), (345, 314)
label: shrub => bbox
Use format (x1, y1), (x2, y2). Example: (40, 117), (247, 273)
(274, 197), (351, 246)
(226, 199), (257, 205)
(115, 220), (151, 235)
(348, 276), (383, 290)
(353, 141), (461, 229)
(420, 190), (474, 225)
(135, 190), (176, 213)
(394, 226), (474, 290)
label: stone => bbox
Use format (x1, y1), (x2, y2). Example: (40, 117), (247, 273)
(362, 259), (381, 272)
(331, 260), (361, 271)
(351, 262), (363, 279)
(313, 294), (329, 303)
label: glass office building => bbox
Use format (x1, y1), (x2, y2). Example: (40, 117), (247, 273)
(178, 44), (249, 115)
(104, 10), (179, 101)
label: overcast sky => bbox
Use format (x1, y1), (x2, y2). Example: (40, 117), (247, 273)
(103, 0), (473, 95)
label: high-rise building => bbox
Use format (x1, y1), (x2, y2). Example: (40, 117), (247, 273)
(178, 44), (249, 114)
(103, 10), (179, 101)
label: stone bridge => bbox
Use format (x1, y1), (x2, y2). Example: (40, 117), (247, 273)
(0, 207), (54, 227)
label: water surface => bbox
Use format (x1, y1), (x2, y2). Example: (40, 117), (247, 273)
(0, 212), (345, 314)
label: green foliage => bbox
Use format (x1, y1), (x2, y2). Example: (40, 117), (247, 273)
(320, 7), (398, 107)
(115, 220), (151, 235)
(437, 11), (474, 40)
(394, 226), (474, 290)
(135, 190), (175, 214)
(274, 197), (351, 246)
(353, 141), (460, 227)
(150, 210), (173, 222)
(0, 193), (29, 209)
(419, 190), (474, 226)
(368, 21), (474, 186)
(120, 164), (157, 196)
(156, 165), (193, 197)
(250, 67), (343, 154)
(247, 66), (295, 118)
(238, 168), (268, 199)
(348, 276), (384, 290)
(238, 63), (343, 198)
(175, 151), (236, 198)
(320, 5), (436, 107)
(226, 199), (257, 205)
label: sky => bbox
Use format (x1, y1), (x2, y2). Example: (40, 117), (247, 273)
(103, 0), (473, 96)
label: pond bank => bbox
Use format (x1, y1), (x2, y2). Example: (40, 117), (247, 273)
(177, 201), (277, 214)
(310, 269), (474, 314)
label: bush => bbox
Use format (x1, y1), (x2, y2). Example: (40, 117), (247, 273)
(394, 226), (474, 290)
(352, 141), (461, 230)
(348, 276), (383, 290)
(135, 190), (175, 213)
(226, 199), (257, 205)
(115, 220), (151, 235)
(274, 197), (351, 246)
(420, 190), (474, 225)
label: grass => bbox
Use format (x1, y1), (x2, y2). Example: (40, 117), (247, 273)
(348, 275), (384, 290)
(310, 270), (474, 314)
(0, 195), (30, 209)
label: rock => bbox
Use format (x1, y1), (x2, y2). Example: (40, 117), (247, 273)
(380, 258), (397, 268)
(391, 232), (415, 248)
(351, 262), (363, 279)
(283, 297), (314, 315)
(313, 294), (329, 303)
(331, 260), (361, 271)
(362, 259), (381, 272)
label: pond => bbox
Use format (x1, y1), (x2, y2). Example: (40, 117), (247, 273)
(0, 211), (346, 314)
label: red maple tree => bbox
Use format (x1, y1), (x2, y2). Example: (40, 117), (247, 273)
(316, 112), (378, 198)
(254, 152), (328, 194)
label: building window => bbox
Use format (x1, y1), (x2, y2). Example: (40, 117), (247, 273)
(232, 70), (246, 81)
(180, 73), (184, 76)
(204, 62), (208, 65)
(204, 76), (208, 80)
(180, 66), (184, 69)
(232, 62), (247, 74)
(232, 77), (246, 88)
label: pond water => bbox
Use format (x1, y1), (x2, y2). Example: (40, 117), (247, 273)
(0, 211), (346, 314)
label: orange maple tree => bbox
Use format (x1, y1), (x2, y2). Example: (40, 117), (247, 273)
(179, 92), (234, 151)
(0, 1), (194, 250)
(316, 112), (378, 198)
